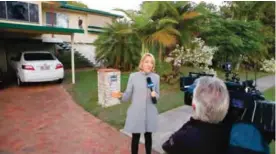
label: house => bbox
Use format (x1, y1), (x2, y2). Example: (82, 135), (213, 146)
(0, 1), (122, 84)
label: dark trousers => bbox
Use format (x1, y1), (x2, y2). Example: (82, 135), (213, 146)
(131, 132), (152, 154)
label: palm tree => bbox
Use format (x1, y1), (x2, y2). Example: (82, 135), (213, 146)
(93, 20), (141, 70)
(116, 1), (202, 61)
(115, 4), (180, 60)
(155, 1), (203, 61)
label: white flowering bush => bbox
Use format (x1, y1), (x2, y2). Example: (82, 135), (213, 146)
(199, 66), (217, 76)
(165, 38), (218, 76)
(260, 58), (275, 73)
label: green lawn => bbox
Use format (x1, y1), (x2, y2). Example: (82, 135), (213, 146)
(263, 87), (275, 154)
(63, 66), (272, 129)
(63, 69), (184, 129)
(264, 87), (275, 101)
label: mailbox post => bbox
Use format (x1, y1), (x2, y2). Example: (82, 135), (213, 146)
(97, 68), (121, 107)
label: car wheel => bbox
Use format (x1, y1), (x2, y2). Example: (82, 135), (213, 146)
(57, 79), (63, 84)
(17, 77), (24, 87)
(0, 82), (3, 89)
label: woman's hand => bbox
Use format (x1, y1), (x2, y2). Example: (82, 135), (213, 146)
(112, 91), (123, 98)
(151, 91), (156, 97)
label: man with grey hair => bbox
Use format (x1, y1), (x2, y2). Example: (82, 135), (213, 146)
(192, 76), (229, 123)
(162, 76), (230, 154)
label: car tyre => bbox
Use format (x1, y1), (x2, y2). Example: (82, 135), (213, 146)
(57, 79), (63, 84)
(17, 77), (24, 87)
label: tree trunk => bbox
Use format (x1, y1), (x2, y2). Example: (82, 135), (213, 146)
(141, 42), (145, 56)
(115, 56), (120, 69)
(235, 55), (243, 71)
(158, 44), (162, 62)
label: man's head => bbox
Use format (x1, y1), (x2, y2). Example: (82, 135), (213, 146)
(192, 76), (229, 123)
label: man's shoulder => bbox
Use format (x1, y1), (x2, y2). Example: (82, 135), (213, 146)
(173, 118), (201, 139)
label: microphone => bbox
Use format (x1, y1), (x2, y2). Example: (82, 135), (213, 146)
(146, 77), (157, 104)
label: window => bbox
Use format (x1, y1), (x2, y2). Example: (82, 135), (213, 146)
(24, 53), (55, 61)
(29, 3), (39, 23)
(7, 1), (29, 21)
(0, 1), (39, 23)
(46, 12), (69, 28)
(46, 12), (56, 26)
(0, 2), (6, 19)
(56, 13), (69, 28)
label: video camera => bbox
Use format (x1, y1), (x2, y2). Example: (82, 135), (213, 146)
(180, 62), (275, 142)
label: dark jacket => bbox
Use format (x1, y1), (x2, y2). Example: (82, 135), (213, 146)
(162, 117), (230, 154)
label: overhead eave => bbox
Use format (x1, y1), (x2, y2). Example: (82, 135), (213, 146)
(60, 4), (123, 18)
(0, 22), (84, 35)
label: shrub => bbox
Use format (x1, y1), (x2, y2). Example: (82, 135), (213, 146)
(165, 38), (218, 75)
(260, 58), (275, 73)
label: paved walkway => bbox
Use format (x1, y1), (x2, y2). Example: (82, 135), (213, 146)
(121, 106), (193, 154)
(122, 75), (275, 154)
(256, 75), (275, 92)
(0, 85), (158, 154)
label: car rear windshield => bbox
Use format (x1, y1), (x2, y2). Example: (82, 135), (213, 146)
(24, 53), (55, 61)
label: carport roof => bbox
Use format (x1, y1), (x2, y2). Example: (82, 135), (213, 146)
(59, 4), (123, 18)
(0, 22), (84, 34)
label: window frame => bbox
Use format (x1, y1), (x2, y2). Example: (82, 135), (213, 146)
(0, 1), (39, 24)
(45, 12), (69, 28)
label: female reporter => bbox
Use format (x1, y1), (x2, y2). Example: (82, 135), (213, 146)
(112, 53), (160, 154)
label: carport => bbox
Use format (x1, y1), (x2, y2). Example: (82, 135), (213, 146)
(0, 22), (84, 84)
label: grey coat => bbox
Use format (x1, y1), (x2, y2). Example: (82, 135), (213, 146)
(121, 71), (160, 133)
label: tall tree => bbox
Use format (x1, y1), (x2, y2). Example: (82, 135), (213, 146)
(141, 1), (203, 61)
(115, 1), (203, 62)
(219, 1), (275, 69)
(199, 16), (265, 69)
(115, 7), (180, 59)
(93, 20), (141, 71)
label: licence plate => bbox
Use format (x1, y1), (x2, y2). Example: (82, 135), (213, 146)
(41, 65), (50, 70)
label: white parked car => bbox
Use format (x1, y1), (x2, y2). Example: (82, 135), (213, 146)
(10, 51), (64, 86)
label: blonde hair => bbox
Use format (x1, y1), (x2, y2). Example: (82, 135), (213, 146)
(138, 53), (156, 72)
(192, 76), (229, 123)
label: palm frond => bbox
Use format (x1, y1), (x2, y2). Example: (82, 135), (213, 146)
(113, 8), (136, 20)
(147, 27), (180, 47)
(141, 1), (159, 18)
(157, 18), (179, 28)
(133, 15), (151, 29)
(165, 2), (180, 17)
(182, 11), (201, 20)
(165, 26), (181, 36)
(115, 28), (133, 34)
(172, 1), (189, 8)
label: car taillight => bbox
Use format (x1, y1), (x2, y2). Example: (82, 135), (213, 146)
(56, 64), (63, 69)
(22, 65), (35, 70)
